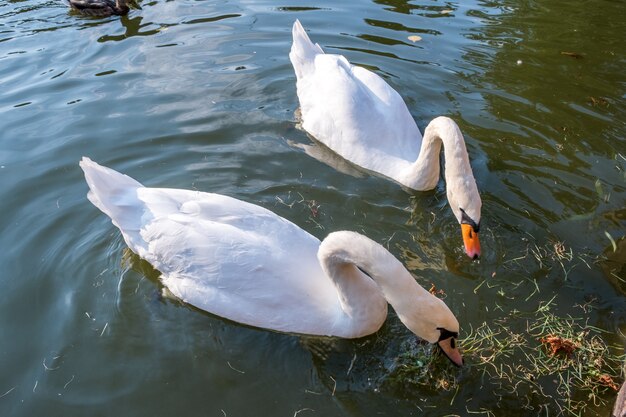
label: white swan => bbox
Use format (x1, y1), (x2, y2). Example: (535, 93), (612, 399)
(80, 157), (463, 366)
(289, 20), (482, 259)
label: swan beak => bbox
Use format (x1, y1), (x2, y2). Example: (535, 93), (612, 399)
(461, 224), (481, 260)
(438, 337), (463, 367)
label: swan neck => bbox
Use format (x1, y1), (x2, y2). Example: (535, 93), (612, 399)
(320, 234), (406, 293)
(404, 116), (473, 190)
(434, 117), (473, 181)
(317, 231), (459, 342)
(318, 232), (430, 332)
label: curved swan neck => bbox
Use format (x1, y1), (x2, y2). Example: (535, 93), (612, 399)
(403, 116), (474, 191)
(317, 231), (450, 341)
(318, 231), (419, 302)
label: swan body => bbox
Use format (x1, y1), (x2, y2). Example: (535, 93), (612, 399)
(80, 157), (462, 365)
(289, 20), (482, 258)
(67, 0), (138, 17)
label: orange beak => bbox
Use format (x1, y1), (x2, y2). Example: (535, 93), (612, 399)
(461, 223), (481, 259)
(438, 337), (463, 367)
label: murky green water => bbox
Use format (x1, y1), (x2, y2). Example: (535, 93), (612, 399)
(1, 0), (624, 415)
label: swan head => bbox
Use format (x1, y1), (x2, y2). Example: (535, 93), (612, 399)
(318, 231), (463, 365)
(446, 177), (482, 260)
(436, 327), (463, 367)
(397, 295), (463, 367)
(423, 116), (481, 259)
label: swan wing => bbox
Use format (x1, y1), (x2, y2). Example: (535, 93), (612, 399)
(80, 158), (342, 334)
(140, 192), (341, 333)
(290, 20), (422, 179)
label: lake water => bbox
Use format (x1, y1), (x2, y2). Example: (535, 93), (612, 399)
(1, 0), (624, 415)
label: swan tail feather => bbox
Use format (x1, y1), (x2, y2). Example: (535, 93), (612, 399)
(289, 19), (324, 80)
(79, 157), (145, 235)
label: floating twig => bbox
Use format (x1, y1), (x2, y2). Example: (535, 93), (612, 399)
(0, 387), (15, 399)
(293, 408), (314, 417)
(329, 375), (336, 396)
(346, 353), (357, 375)
(63, 375), (75, 389)
(43, 358), (60, 371)
(226, 361), (245, 374)
(100, 322), (108, 337)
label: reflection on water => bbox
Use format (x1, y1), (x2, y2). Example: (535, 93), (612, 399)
(0, 0), (624, 415)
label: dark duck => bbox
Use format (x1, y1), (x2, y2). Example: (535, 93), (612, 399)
(68, 0), (140, 17)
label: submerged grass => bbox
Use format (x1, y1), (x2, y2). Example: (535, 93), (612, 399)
(357, 232), (624, 415)
(385, 301), (623, 416)
(459, 300), (623, 416)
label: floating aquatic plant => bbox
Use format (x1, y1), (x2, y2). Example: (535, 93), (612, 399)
(389, 297), (624, 416)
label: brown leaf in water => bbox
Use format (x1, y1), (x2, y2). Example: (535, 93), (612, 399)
(588, 96), (609, 107)
(561, 51), (584, 59)
(598, 374), (619, 391)
(429, 283), (445, 298)
(307, 200), (319, 218)
(540, 335), (578, 357)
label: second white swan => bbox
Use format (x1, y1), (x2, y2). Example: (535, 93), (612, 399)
(289, 20), (482, 259)
(80, 157), (463, 366)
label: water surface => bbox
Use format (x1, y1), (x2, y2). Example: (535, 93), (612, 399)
(1, 0), (624, 415)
